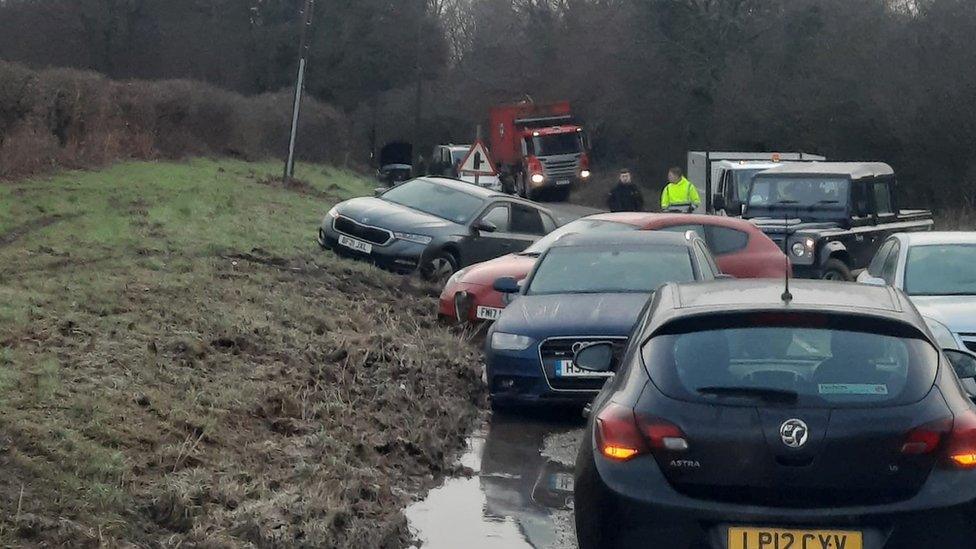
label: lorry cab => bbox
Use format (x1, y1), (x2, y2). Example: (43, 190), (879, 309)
(742, 162), (933, 280)
(490, 101), (592, 201)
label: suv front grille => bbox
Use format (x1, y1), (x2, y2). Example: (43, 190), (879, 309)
(333, 216), (393, 246)
(539, 337), (628, 391)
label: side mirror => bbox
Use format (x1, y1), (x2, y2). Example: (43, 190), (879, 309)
(712, 195), (727, 212)
(860, 275), (886, 287)
(573, 342), (615, 373)
(945, 349), (976, 380)
(474, 220), (498, 234)
(493, 276), (520, 294)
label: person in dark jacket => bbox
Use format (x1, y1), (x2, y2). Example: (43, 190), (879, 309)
(607, 169), (645, 212)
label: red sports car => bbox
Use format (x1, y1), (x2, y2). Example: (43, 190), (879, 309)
(438, 212), (790, 323)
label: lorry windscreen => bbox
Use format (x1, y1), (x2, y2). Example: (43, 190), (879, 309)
(748, 177), (849, 210)
(531, 133), (582, 156)
(733, 169), (766, 201)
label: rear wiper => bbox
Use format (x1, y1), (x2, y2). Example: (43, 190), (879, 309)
(697, 386), (798, 403)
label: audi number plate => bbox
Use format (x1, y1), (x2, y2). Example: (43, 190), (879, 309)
(555, 359), (612, 378)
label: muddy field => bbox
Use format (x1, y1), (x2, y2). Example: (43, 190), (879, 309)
(0, 159), (484, 547)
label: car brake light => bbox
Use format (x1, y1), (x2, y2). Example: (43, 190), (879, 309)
(638, 416), (690, 451)
(595, 403), (647, 461)
(946, 411), (976, 468)
(902, 418), (951, 455)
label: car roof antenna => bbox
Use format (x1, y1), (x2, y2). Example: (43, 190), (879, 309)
(781, 210), (793, 303)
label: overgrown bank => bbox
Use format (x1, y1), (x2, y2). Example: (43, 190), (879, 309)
(0, 159), (484, 547)
(0, 61), (354, 181)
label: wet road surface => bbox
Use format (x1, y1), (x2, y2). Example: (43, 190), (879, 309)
(407, 411), (585, 549)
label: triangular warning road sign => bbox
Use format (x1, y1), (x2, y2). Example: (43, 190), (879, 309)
(458, 140), (498, 176)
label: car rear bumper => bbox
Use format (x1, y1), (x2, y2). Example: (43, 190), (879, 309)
(486, 350), (599, 405)
(318, 226), (426, 274)
(577, 446), (976, 549)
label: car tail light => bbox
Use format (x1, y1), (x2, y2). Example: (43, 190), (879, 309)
(902, 418), (951, 455)
(638, 416), (690, 452)
(946, 411), (976, 468)
(595, 405), (689, 461)
(595, 403), (647, 461)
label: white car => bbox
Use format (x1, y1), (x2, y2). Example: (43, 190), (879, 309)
(858, 231), (976, 354)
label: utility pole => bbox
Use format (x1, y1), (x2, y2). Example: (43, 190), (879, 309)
(412, 0), (425, 169)
(284, 0), (316, 181)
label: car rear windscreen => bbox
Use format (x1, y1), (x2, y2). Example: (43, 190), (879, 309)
(527, 244), (694, 295)
(643, 313), (938, 408)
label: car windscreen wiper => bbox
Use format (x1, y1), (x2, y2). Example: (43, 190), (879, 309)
(518, 251), (542, 257)
(697, 386), (799, 403)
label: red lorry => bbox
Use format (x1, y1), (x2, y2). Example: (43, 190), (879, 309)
(489, 101), (591, 201)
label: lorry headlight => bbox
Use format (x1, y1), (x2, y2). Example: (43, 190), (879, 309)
(491, 332), (534, 351)
(394, 232), (433, 245)
(581, 170), (591, 179)
(531, 173), (545, 184)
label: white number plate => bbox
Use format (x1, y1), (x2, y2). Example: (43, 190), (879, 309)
(556, 179), (571, 186)
(555, 359), (612, 378)
(548, 472), (575, 492)
(338, 234), (372, 254)
(476, 306), (504, 321)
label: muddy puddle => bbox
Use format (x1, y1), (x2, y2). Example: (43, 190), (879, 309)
(407, 412), (585, 549)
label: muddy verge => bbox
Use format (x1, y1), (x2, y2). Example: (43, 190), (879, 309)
(0, 246), (485, 548)
(0, 213), (80, 247)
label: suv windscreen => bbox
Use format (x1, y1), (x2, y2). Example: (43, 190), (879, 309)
(643, 313), (937, 408)
(381, 179), (485, 224)
(527, 244), (694, 295)
(905, 244), (976, 296)
(533, 133), (583, 156)
(748, 177), (849, 210)
(521, 218), (637, 256)
(733, 169), (766, 201)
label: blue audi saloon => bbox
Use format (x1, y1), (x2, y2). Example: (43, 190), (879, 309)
(484, 230), (722, 408)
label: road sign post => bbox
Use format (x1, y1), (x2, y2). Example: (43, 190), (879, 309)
(457, 141), (498, 186)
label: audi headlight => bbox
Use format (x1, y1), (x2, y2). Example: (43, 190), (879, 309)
(925, 317), (961, 350)
(394, 232), (433, 245)
(531, 174), (545, 184)
(327, 206), (339, 218)
(491, 332), (534, 351)
(581, 170), (592, 179)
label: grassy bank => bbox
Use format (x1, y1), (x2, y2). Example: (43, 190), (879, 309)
(0, 159), (483, 547)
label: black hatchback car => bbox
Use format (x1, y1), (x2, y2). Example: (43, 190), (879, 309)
(572, 279), (976, 549)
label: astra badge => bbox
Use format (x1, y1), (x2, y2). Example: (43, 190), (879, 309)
(780, 418), (809, 449)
